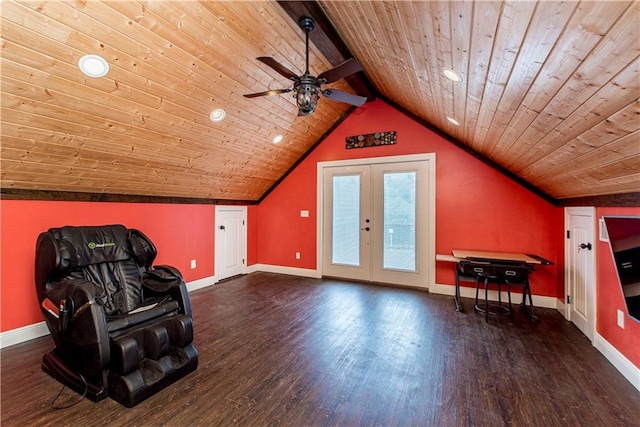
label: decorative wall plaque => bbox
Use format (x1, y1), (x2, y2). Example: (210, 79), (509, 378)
(346, 131), (396, 149)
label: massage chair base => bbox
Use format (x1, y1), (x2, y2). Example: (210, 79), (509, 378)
(42, 350), (109, 402)
(42, 345), (198, 407)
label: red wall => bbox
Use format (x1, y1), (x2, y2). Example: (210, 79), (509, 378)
(247, 205), (258, 266)
(596, 207), (640, 368)
(0, 200), (215, 332)
(2, 100), (636, 373)
(255, 100), (564, 297)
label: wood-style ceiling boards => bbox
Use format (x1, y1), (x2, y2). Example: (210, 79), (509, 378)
(1, 1), (355, 201)
(318, 0), (640, 202)
(1, 1), (639, 204)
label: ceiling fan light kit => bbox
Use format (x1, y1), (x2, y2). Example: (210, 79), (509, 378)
(244, 16), (367, 116)
(296, 81), (320, 116)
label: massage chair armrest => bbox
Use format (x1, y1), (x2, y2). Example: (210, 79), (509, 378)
(41, 279), (110, 376)
(42, 280), (99, 328)
(142, 265), (192, 317)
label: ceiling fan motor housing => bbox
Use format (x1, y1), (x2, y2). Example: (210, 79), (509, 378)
(299, 17), (315, 33)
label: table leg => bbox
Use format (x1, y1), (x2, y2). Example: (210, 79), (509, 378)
(520, 279), (538, 322)
(455, 268), (462, 312)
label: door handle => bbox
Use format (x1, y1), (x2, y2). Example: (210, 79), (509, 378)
(361, 227), (370, 231)
(579, 242), (592, 250)
(219, 225), (225, 230)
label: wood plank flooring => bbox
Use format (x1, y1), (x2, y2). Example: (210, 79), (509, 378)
(2, 272), (639, 426)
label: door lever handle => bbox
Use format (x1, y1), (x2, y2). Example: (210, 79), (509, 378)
(219, 225), (226, 230)
(579, 242), (592, 250)
(361, 227), (370, 231)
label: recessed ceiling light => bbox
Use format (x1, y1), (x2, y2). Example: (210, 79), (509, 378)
(447, 116), (460, 126)
(210, 109), (226, 122)
(78, 54), (109, 78)
(273, 135), (283, 144)
(442, 68), (462, 82)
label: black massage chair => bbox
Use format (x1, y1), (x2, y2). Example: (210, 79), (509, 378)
(35, 224), (198, 407)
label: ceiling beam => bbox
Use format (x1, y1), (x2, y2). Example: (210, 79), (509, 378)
(0, 188), (256, 205)
(277, 0), (377, 101)
(557, 193), (640, 208)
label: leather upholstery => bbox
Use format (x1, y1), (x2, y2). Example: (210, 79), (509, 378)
(35, 224), (198, 407)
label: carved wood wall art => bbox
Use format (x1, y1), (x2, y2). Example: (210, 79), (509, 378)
(346, 131), (397, 149)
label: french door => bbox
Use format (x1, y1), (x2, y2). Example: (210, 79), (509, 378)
(320, 156), (433, 288)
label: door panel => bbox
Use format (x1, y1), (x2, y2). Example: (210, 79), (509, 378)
(372, 161), (429, 286)
(566, 207), (595, 340)
(216, 206), (247, 281)
(323, 165), (371, 281)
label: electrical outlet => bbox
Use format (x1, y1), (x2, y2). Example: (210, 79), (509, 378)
(617, 309), (625, 329)
(190, 259), (197, 269)
(300, 210), (309, 218)
(295, 252), (301, 260)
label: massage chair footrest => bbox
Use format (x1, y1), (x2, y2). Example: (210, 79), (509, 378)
(107, 344), (198, 407)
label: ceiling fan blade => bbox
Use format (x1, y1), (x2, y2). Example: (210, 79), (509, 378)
(321, 89), (367, 107)
(317, 58), (364, 84)
(257, 57), (299, 81)
(243, 88), (292, 99)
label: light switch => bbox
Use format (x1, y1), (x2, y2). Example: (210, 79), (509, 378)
(617, 309), (625, 328)
(191, 259), (197, 269)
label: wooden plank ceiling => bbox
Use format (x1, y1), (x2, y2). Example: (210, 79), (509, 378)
(1, 0), (639, 203)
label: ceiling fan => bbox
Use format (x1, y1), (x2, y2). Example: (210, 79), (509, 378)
(244, 16), (368, 116)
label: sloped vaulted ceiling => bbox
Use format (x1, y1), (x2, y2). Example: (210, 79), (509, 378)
(1, 1), (638, 204)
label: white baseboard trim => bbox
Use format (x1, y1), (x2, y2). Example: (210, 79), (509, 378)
(556, 299), (567, 318)
(247, 263), (320, 278)
(430, 282), (457, 296)
(430, 283), (558, 309)
(1, 275), (217, 349)
(593, 333), (640, 392)
(0, 321), (49, 349)
(186, 275), (217, 292)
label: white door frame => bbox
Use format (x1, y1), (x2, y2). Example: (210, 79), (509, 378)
(317, 153), (436, 289)
(215, 205), (247, 282)
(564, 206), (596, 340)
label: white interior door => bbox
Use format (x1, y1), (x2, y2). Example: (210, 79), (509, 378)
(322, 158), (432, 288)
(216, 206), (247, 281)
(565, 207), (596, 340)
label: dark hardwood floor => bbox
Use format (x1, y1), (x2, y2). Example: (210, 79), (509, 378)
(2, 272), (639, 426)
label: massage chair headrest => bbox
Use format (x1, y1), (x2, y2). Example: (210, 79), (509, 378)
(35, 225), (157, 295)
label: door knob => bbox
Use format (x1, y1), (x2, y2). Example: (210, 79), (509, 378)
(361, 227), (370, 231)
(219, 225), (225, 230)
(579, 243), (592, 250)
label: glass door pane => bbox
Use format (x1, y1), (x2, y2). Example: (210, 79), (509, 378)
(382, 172), (416, 271)
(332, 175), (361, 266)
